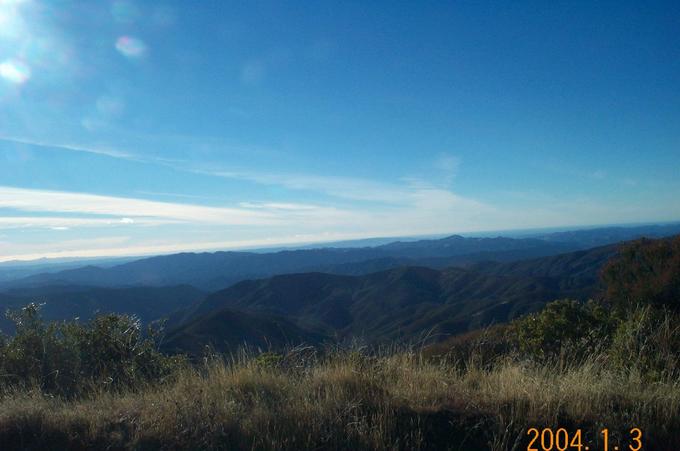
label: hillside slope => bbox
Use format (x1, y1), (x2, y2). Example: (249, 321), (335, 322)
(170, 244), (616, 349)
(162, 308), (326, 355)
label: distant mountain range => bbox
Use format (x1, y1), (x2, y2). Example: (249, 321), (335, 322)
(529, 223), (680, 247)
(1, 223), (678, 354)
(8, 223), (679, 292)
(1, 235), (579, 291)
(0, 256), (136, 284)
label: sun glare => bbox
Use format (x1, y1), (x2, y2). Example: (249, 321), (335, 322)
(0, 0), (33, 86)
(0, 0), (27, 39)
(0, 59), (30, 84)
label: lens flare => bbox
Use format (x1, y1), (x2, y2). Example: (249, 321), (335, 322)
(115, 36), (147, 58)
(0, 59), (30, 84)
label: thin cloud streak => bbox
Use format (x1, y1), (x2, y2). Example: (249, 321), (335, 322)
(0, 135), (472, 209)
(2, 185), (675, 262)
(0, 186), (281, 226)
(204, 169), (444, 204)
(0, 186), (375, 230)
(0, 216), (171, 229)
(0, 135), (136, 160)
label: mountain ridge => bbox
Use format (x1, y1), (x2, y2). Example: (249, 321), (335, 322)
(164, 243), (619, 352)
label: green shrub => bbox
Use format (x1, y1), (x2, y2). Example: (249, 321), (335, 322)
(0, 303), (185, 397)
(512, 299), (615, 362)
(253, 351), (284, 369)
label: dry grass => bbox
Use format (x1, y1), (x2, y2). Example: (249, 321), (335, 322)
(1, 349), (679, 451)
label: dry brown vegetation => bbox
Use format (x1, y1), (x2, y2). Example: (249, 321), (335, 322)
(2, 345), (680, 451)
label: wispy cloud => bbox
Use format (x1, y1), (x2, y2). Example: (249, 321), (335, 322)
(0, 185), (380, 231)
(0, 136), (468, 211)
(0, 134), (270, 169)
(2, 133), (451, 211)
(135, 190), (216, 200)
(0, 216), (153, 229)
(3, 137), (671, 262)
(0, 185), (281, 226)
(2, 177), (677, 262)
(204, 170), (431, 204)
(0, 135), (136, 160)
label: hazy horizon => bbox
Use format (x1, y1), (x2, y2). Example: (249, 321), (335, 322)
(1, 219), (679, 264)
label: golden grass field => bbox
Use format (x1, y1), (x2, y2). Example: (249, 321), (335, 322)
(2, 346), (679, 450)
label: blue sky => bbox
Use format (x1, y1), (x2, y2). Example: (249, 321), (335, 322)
(0, 0), (679, 261)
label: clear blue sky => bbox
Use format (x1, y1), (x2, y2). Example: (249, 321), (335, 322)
(0, 0), (679, 261)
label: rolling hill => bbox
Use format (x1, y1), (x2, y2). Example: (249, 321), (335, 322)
(162, 308), (326, 355)
(166, 243), (618, 351)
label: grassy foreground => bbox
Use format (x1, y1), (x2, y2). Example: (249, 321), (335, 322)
(1, 347), (679, 451)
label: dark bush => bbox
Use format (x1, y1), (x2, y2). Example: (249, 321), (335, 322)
(0, 303), (185, 397)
